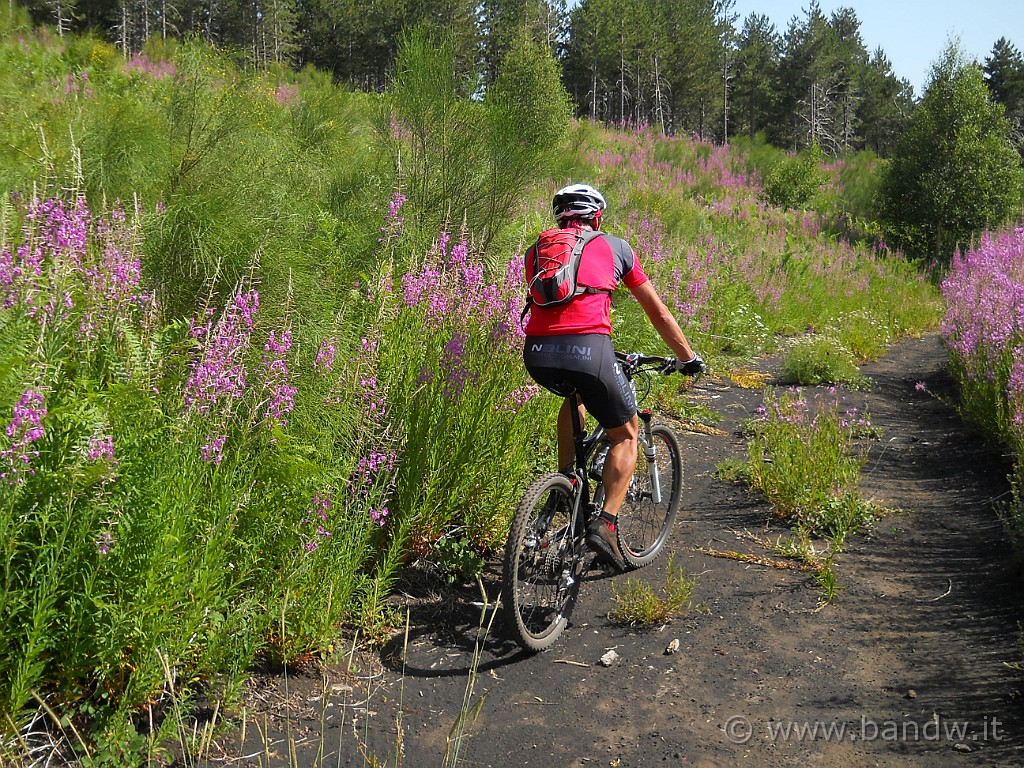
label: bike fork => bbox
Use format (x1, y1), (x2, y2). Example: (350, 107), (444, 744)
(640, 415), (662, 504)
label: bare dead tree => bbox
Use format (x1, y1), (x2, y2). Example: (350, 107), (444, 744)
(722, 46), (732, 142)
(50, 0), (72, 37)
(653, 51), (666, 131)
(798, 80), (840, 154)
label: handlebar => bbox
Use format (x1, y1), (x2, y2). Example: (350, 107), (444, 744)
(615, 351), (705, 379)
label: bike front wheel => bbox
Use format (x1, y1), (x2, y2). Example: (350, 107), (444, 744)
(617, 424), (683, 568)
(501, 473), (581, 652)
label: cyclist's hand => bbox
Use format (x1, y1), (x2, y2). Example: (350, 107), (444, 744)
(675, 353), (706, 376)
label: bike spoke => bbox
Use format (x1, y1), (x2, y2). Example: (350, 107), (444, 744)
(502, 474), (581, 652)
(618, 425), (682, 567)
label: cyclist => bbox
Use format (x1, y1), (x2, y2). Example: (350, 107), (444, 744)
(522, 183), (705, 571)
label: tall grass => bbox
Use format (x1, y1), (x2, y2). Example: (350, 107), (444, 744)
(0, 13), (946, 756)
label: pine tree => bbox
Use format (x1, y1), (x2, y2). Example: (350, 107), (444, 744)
(984, 37), (1024, 106)
(856, 48), (913, 157)
(776, 2), (870, 154)
(732, 12), (781, 140)
(480, 0), (565, 88)
(984, 37), (1024, 154)
(562, 0), (616, 121)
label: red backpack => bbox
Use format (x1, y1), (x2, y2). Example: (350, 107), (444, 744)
(522, 228), (609, 321)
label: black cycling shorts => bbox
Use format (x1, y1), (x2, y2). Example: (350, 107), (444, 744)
(523, 334), (636, 429)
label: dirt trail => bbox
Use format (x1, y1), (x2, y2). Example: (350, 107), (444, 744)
(219, 333), (1024, 767)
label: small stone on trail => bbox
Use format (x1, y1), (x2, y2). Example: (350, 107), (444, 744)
(953, 743), (972, 753)
(906, 689), (917, 699)
(600, 650), (620, 667)
(665, 639), (680, 655)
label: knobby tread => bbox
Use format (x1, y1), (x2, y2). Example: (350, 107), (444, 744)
(501, 473), (581, 652)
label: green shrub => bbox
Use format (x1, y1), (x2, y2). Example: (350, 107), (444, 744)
(744, 388), (869, 530)
(762, 143), (828, 210)
(781, 334), (867, 387)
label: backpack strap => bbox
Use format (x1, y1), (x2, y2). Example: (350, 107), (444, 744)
(572, 230), (611, 298)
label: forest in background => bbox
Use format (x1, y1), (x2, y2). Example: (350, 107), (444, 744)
(15, 0), (1024, 156)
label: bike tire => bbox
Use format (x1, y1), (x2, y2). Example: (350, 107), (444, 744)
(501, 473), (581, 652)
(617, 424), (683, 568)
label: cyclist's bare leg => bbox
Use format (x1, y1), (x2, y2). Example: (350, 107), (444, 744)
(600, 415), (640, 517)
(557, 397), (587, 473)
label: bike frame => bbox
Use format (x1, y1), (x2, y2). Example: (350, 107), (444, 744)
(564, 356), (666, 537)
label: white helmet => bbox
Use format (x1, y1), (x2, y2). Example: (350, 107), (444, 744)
(552, 183), (606, 222)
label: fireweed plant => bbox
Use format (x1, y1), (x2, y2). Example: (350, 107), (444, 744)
(587, 130), (942, 359)
(941, 227), (1024, 554)
(0, 191), (550, 747)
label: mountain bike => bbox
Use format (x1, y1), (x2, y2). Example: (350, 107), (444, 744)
(501, 352), (695, 652)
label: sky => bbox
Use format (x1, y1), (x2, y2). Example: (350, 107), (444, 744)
(729, 0), (1024, 96)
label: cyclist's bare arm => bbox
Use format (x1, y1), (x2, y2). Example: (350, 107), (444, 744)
(629, 281), (697, 362)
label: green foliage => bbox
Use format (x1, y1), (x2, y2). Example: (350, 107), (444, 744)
(762, 143), (828, 210)
(0, 195), (401, 748)
(813, 150), (888, 243)
(430, 533), (486, 583)
(882, 42), (1024, 261)
(996, 464), (1024, 568)
(729, 133), (787, 181)
(858, 50), (916, 158)
(984, 37), (1024, 151)
(563, 0), (732, 136)
(732, 16), (782, 142)
(0, 1), (31, 35)
(780, 334), (867, 387)
(743, 388), (870, 531)
(383, 27), (571, 249)
(714, 457), (750, 484)
(383, 28), (484, 235)
(376, 245), (551, 564)
(607, 555), (696, 626)
(481, 31), (572, 246)
(814, 549), (843, 603)
(769, 534), (844, 603)
(823, 309), (892, 363)
(728, 388), (883, 602)
(4, 0), (926, 152)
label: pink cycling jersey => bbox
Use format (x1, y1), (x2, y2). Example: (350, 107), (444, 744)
(523, 226), (649, 337)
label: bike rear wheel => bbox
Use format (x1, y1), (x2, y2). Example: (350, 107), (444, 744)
(617, 424), (683, 568)
(501, 473), (581, 652)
